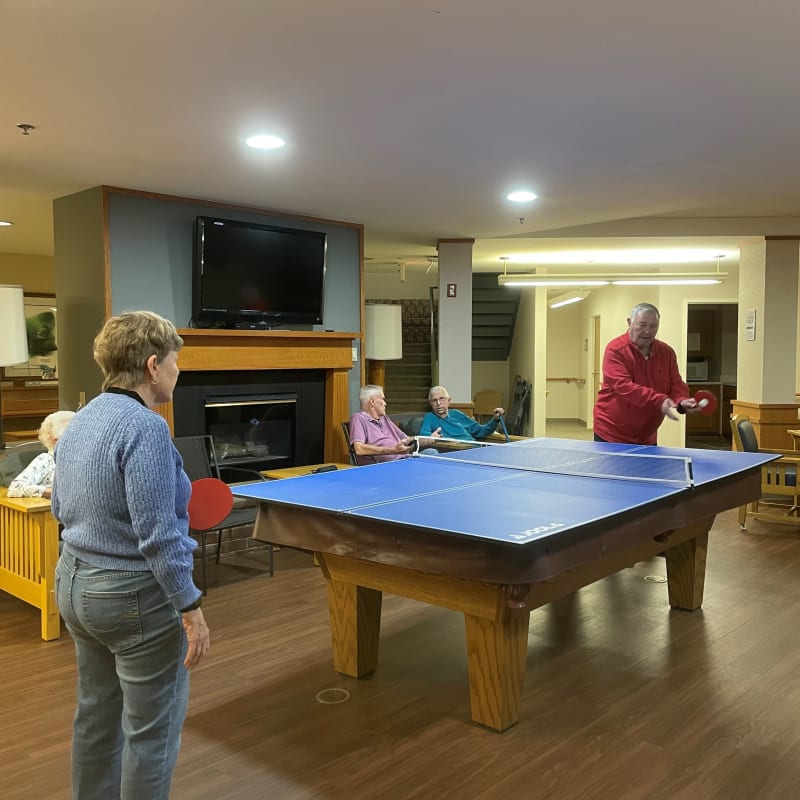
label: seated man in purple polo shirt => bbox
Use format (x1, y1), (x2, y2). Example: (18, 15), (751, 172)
(349, 385), (438, 465)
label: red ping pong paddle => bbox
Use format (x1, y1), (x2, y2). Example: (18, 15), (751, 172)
(187, 477), (234, 531)
(694, 389), (717, 416)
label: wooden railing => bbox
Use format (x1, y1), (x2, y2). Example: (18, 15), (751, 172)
(0, 488), (60, 640)
(545, 377), (586, 385)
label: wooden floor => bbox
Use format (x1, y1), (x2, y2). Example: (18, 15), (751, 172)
(4, 511), (800, 799)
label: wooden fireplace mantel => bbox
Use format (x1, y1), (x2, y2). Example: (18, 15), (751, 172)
(176, 329), (359, 372)
(157, 329), (360, 463)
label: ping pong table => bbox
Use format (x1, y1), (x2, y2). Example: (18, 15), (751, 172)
(233, 437), (776, 731)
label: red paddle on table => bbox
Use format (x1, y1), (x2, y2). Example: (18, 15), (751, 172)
(694, 389), (718, 416)
(187, 477), (234, 531)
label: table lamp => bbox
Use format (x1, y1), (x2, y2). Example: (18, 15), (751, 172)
(365, 304), (403, 388)
(0, 285), (29, 448)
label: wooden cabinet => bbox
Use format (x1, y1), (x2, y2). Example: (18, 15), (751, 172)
(686, 382), (721, 434)
(0, 384), (59, 440)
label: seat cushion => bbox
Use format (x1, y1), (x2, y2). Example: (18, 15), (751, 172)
(398, 416), (424, 436)
(0, 442), (47, 487)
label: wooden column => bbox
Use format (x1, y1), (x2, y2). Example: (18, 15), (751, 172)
(730, 400), (800, 450)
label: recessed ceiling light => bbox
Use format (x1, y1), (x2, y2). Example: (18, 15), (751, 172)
(506, 190), (537, 202)
(0, 220), (13, 227)
(246, 134), (286, 150)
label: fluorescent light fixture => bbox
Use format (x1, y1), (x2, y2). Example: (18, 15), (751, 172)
(498, 272), (726, 287)
(612, 278), (723, 286)
(246, 134), (286, 149)
(499, 276), (610, 287)
(506, 190), (537, 202)
(0, 221), (13, 227)
(549, 290), (589, 309)
(504, 248), (734, 265)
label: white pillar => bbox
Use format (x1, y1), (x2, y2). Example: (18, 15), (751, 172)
(437, 239), (474, 403)
(739, 238), (800, 403)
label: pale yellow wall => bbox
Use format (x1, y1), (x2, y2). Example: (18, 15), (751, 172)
(472, 361), (510, 408)
(0, 252), (55, 293)
(545, 302), (584, 420)
(507, 289), (538, 435)
(364, 270), (435, 300)
(737, 241), (767, 404)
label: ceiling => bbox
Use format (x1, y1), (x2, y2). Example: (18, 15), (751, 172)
(3, 1), (800, 279)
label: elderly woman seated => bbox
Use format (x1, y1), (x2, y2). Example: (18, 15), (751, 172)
(7, 410), (76, 498)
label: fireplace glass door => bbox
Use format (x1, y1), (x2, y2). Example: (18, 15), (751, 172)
(205, 396), (296, 471)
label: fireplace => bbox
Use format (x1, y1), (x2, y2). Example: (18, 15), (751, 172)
(165, 329), (358, 465)
(173, 369), (325, 472)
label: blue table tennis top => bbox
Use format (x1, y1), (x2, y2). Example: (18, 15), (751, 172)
(233, 438), (775, 546)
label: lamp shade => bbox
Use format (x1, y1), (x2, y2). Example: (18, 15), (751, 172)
(365, 304), (403, 360)
(0, 285), (28, 366)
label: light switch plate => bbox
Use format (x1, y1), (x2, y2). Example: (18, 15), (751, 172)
(352, 346), (358, 362)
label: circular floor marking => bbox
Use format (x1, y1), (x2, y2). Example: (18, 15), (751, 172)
(315, 687), (351, 705)
(643, 574), (667, 583)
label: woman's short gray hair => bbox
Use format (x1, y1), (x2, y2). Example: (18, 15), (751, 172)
(93, 310), (183, 391)
(39, 410), (76, 451)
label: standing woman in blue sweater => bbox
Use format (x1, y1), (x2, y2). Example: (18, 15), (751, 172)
(53, 310), (209, 800)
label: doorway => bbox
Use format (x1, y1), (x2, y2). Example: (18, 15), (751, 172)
(685, 302), (738, 449)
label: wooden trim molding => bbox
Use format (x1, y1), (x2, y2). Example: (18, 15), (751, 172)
(166, 329), (358, 462)
(729, 400), (800, 450)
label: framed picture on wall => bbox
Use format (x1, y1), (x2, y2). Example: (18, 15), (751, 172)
(3, 294), (59, 379)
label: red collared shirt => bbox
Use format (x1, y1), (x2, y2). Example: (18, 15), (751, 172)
(593, 333), (690, 445)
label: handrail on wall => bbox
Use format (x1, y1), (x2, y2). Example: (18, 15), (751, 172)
(546, 377), (586, 385)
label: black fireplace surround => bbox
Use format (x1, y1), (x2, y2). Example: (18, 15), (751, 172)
(172, 370), (325, 473)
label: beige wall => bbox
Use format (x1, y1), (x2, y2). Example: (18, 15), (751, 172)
(472, 361), (510, 408)
(546, 302), (585, 421)
(364, 270), (435, 300)
(0, 252), (55, 293)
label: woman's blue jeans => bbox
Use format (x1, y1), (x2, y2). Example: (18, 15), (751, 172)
(56, 548), (189, 800)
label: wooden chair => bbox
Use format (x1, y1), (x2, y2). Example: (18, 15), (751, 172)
(473, 390), (503, 423)
(730, 414), (800, 529)
(172, 435), (274, 593)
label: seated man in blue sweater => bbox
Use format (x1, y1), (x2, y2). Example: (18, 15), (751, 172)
(419, 385), (505, 441)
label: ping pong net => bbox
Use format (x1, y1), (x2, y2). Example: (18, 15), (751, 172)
(419, 444), (694, 486)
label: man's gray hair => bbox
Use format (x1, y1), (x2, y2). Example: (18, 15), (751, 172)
(359, 384), (383, 406)
(630, 303), (660, 321)
(428, 385), (450, 402)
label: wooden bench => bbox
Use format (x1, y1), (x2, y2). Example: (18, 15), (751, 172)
(0, 487), (60, 640)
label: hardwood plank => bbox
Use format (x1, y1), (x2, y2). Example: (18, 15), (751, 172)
(4, 510), (800, 798)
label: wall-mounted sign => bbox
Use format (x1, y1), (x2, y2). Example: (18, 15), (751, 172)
(744, 308), (756, 342)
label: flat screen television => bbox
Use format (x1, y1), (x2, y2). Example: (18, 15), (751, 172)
(192, 216), (327, 327)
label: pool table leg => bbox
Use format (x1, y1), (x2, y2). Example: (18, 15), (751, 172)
(326, 578), (382, 678)
(665, 528), (709, 611)
(464, 609), (530, 732)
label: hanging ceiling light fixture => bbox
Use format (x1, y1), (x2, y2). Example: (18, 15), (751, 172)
(499, 273), (727, 287)
(497, 250), (729, 287)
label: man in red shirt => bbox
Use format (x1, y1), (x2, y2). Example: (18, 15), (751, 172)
(593, 303), (700, 445)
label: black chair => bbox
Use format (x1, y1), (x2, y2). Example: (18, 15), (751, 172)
(731, 415), (799, 529)
(341, 421), (359, 466)
(0, 441), (47, 487)
(172, 435), (274, 593)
